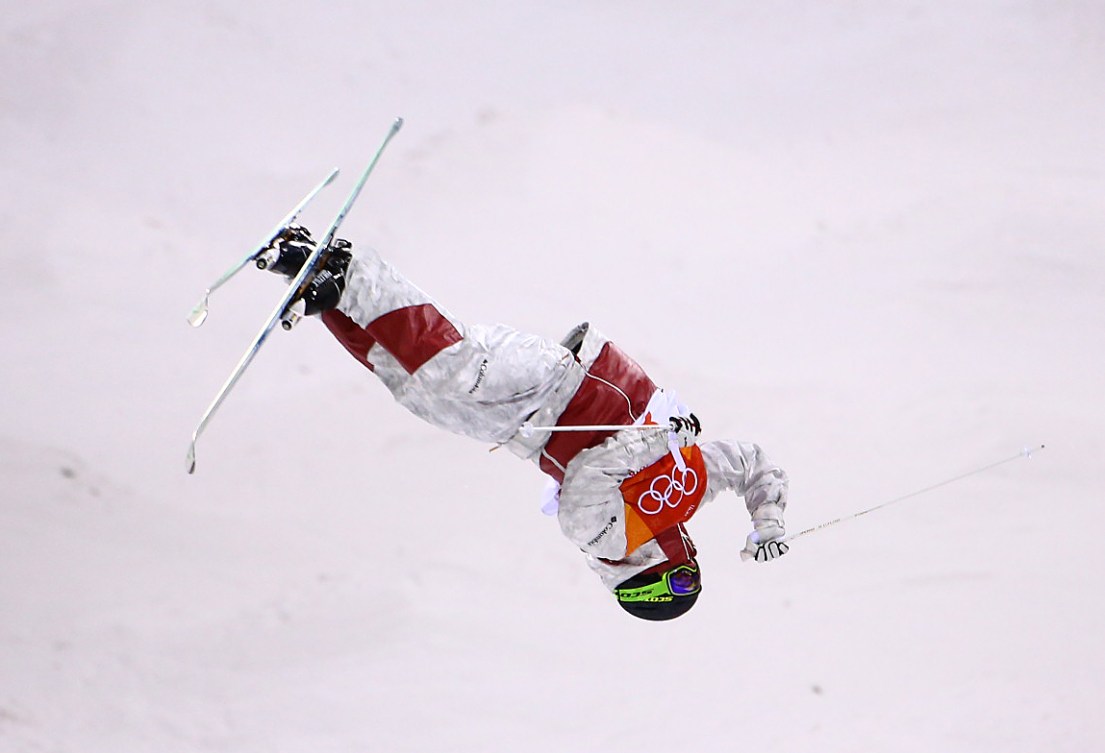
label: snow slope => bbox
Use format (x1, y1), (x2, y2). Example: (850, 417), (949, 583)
(2, 2), (1103, 751)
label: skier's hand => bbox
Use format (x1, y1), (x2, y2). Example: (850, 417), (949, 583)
(668, 414), (701, 448)
(740, 502), (789, 562)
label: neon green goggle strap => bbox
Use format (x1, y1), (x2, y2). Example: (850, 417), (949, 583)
(614, 564), (701, 603)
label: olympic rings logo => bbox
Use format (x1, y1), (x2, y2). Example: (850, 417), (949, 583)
(637, 467), (699, 516)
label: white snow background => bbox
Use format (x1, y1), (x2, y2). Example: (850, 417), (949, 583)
(2, 2), (1103, 751)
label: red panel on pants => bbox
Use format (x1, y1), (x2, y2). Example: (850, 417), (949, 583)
(323, 304), (462, 375)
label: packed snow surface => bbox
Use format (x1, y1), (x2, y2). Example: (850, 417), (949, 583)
(2, 2), (1103, 751)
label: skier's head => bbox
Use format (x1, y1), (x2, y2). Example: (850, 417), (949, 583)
(614, 558), (701, 621)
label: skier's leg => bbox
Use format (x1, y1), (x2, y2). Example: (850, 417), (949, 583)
(328, 248), (464, 374)
(323, 249), (581, 445)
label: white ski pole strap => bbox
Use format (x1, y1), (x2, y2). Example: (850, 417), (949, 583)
(784, 444), (1047, 545)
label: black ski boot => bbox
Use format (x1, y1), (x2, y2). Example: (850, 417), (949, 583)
(257, 224), (353, 316)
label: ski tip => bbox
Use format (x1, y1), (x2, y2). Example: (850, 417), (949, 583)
(186, 444), (197, 474)
(392, 117), (404, 132)
(187, 294), (210, 328)
(324, 167), (340, 185)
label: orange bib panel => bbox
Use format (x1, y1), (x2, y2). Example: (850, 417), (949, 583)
(620, 445), (708, 555)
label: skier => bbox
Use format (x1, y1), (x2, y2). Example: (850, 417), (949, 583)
(262, 226), (791, 621)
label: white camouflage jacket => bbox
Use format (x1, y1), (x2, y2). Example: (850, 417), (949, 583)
(327, 250), (789, 590)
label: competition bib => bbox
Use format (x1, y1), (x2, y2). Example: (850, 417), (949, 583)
(620, 445), (708, 555)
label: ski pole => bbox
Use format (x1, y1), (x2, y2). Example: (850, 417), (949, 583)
(784, 444), (1046, 544)
(518, 422), (669, 438)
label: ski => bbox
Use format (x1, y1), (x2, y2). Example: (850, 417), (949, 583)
(186, 117), (404, 474)
(187, 167), (340, 328)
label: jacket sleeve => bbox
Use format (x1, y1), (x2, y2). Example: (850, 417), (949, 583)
(698, 439), (789, 515)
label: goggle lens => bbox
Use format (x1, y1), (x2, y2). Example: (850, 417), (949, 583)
(667, 564), (701, 596)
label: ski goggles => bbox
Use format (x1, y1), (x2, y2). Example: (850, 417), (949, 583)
(614, 562), (701, 603)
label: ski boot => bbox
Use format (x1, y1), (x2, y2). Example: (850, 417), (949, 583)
(256, 224), (353, 321)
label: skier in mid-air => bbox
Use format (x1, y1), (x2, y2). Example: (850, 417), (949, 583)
(262, 226), (790, 621)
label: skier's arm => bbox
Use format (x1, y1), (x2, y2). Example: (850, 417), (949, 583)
(699, 439), (791, 562)
(699, 439), (788, 514)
